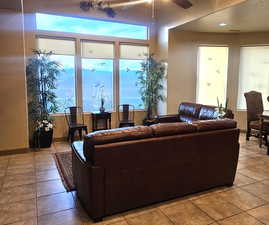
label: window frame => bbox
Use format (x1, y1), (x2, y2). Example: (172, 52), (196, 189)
(237, 45), (269, 111)
(119, 57), (147, 109)
(35, 14), (150, 115)
(35, 36), (77, 113)
(81, 40), (115, 112)
(196, 45), (229, 106)
(35, 12), (149, 41)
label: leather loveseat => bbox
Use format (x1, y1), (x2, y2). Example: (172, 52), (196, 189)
(72, 119), (240, 222)
(156, 102), (234, 124)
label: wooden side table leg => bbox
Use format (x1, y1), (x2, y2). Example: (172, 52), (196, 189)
(70, 129), (75, 143)
(78, 129), (82, 140)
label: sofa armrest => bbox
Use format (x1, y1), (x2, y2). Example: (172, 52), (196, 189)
(72, 142), (105, 221)
(156, 114), (179, 123)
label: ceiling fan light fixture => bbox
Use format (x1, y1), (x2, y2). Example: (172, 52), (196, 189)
(80, 1), (91, 11)
(103, 7), (116, 17)
(219, 23), (227, 26)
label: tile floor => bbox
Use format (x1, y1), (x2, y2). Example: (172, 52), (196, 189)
(1, 135), (269, 225)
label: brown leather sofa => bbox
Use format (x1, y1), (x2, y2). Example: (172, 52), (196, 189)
(156, 102), (234, 124)
(72, 119), (240, 222)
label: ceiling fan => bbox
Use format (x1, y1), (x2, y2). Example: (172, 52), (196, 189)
(172, 0), (193, 9)
(79, 0), (193, 18)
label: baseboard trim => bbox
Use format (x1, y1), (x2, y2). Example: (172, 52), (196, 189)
(53, 136), (81, 142)
(0, 148), (32, 156)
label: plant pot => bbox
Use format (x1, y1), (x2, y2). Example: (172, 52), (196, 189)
(33, 128), (53, 148)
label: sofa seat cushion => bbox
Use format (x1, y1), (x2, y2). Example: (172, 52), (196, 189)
(83, 126), (153, 163)
(151, 122), (197, 137)
(193, 119), (237, 132)
(179, 115), (199, 123)
(198, 105), (219, 120)
(72, 141), (85, 161)
(178, 102), (202, 118)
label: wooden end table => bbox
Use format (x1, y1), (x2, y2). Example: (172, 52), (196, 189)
(91, 112), (112, 132)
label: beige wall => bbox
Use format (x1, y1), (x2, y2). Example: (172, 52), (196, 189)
(0, 9), (29, 151)
(167, 30), (269, 130)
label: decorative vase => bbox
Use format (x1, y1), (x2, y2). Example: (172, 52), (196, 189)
(33, 128), (53, 148)
(99, 98), (105, 113)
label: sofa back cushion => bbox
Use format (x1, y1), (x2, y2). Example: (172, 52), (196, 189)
(83, 126), (153, 163)
(150, 122), (197, 137)
(192, 119), (237, 132)
(178, 102), (202, 119)
(198, 105), (219, 120)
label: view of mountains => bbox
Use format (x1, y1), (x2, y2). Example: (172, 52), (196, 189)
(55, 68), (143, 112)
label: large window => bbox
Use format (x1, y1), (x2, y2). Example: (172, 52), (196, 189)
(237, 46), (269, 110)
(36, 13), (148, 40)
(119, 45), (149, 109)
(36, 13), (149, 113)
(197, 46), (229, 106)
(37, 38), (76, 113)
(81, 41), (114, 112)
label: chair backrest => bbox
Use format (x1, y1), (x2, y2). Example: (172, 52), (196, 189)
(244, 91), (264, 122)
(118, 104), (135, 122)
(65, 106), (84, 126)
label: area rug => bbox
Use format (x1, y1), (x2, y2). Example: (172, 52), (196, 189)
(53, 151), (75, 191)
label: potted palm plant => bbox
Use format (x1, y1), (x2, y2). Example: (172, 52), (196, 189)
(26, 50), (62, 148)
(137, 55), (166, 123)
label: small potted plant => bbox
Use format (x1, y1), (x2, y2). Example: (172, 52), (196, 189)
(26, 50), (62, 148)
(215, 97), (234, 119)
(34, 120), (54, 148)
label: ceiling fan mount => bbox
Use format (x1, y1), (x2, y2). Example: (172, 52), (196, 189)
(79, 0), (193, 18)
(80, 0), (117, 17)
(172, 0), (192, 9)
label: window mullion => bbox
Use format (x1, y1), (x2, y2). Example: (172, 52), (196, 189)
(114, 41), (120, 115)
(75, 38), (83, 108)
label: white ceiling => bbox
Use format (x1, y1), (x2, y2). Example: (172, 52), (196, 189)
(176, 0), (269, 33)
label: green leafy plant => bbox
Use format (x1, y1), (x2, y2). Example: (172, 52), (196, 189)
(26, 50), (62, 133)
(216, 97), (229, 117)
(136, 55), (166, 120)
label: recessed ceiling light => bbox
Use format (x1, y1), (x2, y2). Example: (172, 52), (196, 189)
(219, 23), (227, 27)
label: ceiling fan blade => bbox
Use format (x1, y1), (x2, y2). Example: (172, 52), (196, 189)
(172, 0), (192, 9)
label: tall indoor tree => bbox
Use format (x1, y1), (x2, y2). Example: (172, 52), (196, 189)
(26, 50), (62, 147)
(137, 55), (166, 121)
